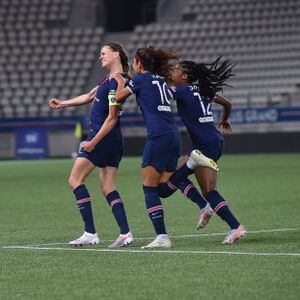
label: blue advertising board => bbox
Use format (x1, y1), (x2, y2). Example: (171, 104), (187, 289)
(213, 106), (300, 124)
(15, 127), (48, 159)
(120, 106), (300, 127)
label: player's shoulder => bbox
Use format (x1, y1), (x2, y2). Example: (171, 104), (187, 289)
(150, 73), (163, 79)
(133, 72), (145, 80)
(172, 84), (192, 96)
(137, 72), (164, 81)
(128, 72), (143, 84)
(98, 76), (110, 87)
(109, 73), (127, 84)
(177, 84), (191, 91)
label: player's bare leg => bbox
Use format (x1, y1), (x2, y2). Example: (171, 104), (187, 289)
(68, 157), (96, 189)
(99, 166), (118, 196)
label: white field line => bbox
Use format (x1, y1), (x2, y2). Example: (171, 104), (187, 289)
(2, 245), (300, 257)
(5, 226), (300, 248)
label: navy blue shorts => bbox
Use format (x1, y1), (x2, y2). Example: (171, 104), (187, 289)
(78, 135), (124, 168)
(142, 132), (181, 173)
(192, 139), (224, 162)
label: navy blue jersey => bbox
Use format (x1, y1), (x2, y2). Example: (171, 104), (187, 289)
(89, 76), (123, 139)
(170, 84), (223, 144)
(127, 72), (177, 137)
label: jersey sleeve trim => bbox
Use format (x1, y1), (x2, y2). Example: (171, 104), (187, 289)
(126, 86), (134, 94)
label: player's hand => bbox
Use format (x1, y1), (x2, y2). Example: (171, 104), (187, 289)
(49, 98), (63, 109)
(81, 140), (95, 153)
(218, 120), (232, 133)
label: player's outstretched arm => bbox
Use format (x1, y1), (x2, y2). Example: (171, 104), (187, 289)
(82, 105), (120, 152)
(49, 86), (98, 109)
(113, 73), (132, 102)
(214, 94), (232, 133)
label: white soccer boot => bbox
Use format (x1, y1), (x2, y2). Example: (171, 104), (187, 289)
(221, 225), (246, 244)
(141, 234), (171, 249)
(188, 149), (219, 171)
(108, 231), (133, 248)
(197, 204), (214, 230)
(69, 231), (100, 246)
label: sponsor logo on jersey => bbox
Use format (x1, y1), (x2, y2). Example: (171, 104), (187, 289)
(158, 105), (171, 112)
(199, 116), (214, 123)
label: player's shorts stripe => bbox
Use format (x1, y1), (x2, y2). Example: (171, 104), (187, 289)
(110, 199), (123, 207)
(76, 197), (91, 205)
(183, 183), (194, 196)
(147, 205), (164, 214)
(214, 201), (228, 212)
(167, 181), (177, 190)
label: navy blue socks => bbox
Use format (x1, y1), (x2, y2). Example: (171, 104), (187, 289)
(205, 190), (240, 229)
(178, 179), (207, 210)
(168, 164), (194, 190)
(158, 164), (194, 198)
(143, 186), (167, 235)
(106, 190), (130, 234)
(73, 184), (96, 234)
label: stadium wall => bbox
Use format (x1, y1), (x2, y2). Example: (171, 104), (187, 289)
(1, 131), (300, 159)
(124, 132), (300, 156)
(1, 105), (300, 159)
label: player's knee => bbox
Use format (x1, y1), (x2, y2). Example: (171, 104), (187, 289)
(100, 183), (114, 197)
(68, 176), (82, 189)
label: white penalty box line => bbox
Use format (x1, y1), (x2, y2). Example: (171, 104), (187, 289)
(2, 227), (300, 257)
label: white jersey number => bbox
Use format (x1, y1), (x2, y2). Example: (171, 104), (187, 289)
(193, 92), (212, 116)
(152, 80), (171, 105)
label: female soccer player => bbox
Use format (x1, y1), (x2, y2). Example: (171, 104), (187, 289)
(169, 57), (246, 244)
(49, 42), (133, 248)
(113, 46), (218, 249)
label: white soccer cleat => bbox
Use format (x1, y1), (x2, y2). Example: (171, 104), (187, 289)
(221, 225), (246, 244)
(141, 234), (171, 249)
(69, 231), (100, 246)
(108, 231), (133, 248)
(188, 149), (219, 171)
(197, 204), (214, 230)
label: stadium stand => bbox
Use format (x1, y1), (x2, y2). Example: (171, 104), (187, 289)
(0, 0), (104, 118)
(1, 0), (300, 118)
(128, 0), (300, 107)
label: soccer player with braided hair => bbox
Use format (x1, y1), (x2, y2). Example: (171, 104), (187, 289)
(113, 46), (218, 248)
(169, 57), (246, 244)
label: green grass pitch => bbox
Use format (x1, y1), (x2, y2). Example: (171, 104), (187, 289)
(1, 154), (300, 299)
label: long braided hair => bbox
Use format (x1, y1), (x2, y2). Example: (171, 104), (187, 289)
(179, 56), (235, 100)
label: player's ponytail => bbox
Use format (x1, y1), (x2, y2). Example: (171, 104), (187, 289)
(135, 46), (180, 79)
(106, 42), (130, 74)
(179, 57), (235, 100)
